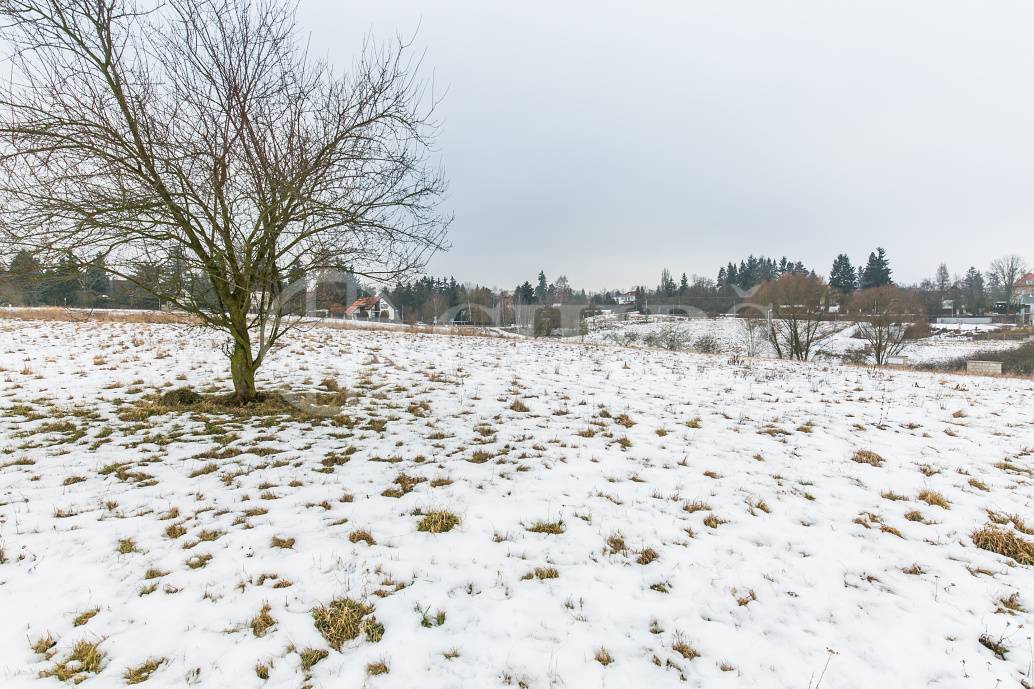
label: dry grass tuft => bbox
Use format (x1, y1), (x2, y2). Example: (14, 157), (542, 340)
(917, 489), (950, 509)
(366, 661), (389, 675)
(311, 598), (383, 650)
(349, 529), (376, 546)
(31, 634), (56, 656)
(124, 657), (165, 684)
(299, 647), (329, 672)
(522, 566), (560, 580)
(527, 520), (565, 535)
(185, 553), (212, 569)
(997, 592), (1025, 613)
(852, 449), (884, 467)
(509, 399), (529, 413)
(72, 608), (99, 627)
(968, 478), (989, 491)
(637, 547), (659, 565)
(971, 525), (1034, 565)
(979, 633), (1008, 659)
(605, 533), (626, 554)
(250, 604), (276, 637)
(672, 633), (699, 660)
(40, 639), (105, 682)
(417, 511), (460, 533)
(683, 500), (710, 513)
(595, 647), (614, 666)
(188, 462), (218, 478)
(702, 513), (726, 529)
(270, 535), (295, 549)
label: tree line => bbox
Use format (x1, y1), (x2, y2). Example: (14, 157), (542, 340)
(3, 247), (1027, 322)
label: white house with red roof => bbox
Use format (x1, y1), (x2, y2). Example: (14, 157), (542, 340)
(342, 294), (397, 321)
(1014, 272), (1034, 302)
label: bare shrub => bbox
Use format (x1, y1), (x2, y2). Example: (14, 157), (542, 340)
(738, 316), (767, 357)
(693, 333), (721, 354)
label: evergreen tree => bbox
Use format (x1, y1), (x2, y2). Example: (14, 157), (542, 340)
(659, 268), (676, 297)
(7, 250), (42, 304)
(860, 247), (892, 289)
(516, 281), (534, 303)
(534, 271), (547, 303)
(829, 254), (857, 293)
(934, 264), (950, 295)
(962, 266), (986, 314)
(679, 272), (689, 295)
(83, 253), (110, 300)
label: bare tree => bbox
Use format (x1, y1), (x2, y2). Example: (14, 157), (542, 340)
(754, 274), (839, 361)
(0, 0), (448, 401)
(737, 315), (767, 357)
(988, 255), (1028, 305)
(850, 286), (924, 366)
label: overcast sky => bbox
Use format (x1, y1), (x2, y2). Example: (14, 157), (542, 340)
(299, 1), (1034, 291)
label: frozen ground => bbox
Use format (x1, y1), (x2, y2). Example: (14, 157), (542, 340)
(583, 315), (1027, 365)
(1, 318), (1033, 688)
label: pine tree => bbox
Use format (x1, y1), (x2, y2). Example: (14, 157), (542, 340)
(962, 267), (986, 314)
(934, 264), (950, 295)
(679, 273), (689, 295)
(860, 247), (893, 289)
(534, 271), (547, 303)
(7, 250), (42, 305)
(829, 254), (857, 293)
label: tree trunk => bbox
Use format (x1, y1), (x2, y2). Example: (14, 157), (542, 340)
(229, 338), (259, 403)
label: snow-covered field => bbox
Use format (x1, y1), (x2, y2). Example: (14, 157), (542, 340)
(1, 317), (1033, 689)
(583, 315), (1028, 365)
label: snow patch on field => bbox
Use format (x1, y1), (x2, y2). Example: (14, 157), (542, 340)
(0, 319), (1033, 688)
(583, 314), (1028, 365)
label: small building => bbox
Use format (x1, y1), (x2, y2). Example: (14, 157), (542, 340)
(1014, 273), (1034, 302)
(343, 295), (396, 321)
(614, 291), (636, 305)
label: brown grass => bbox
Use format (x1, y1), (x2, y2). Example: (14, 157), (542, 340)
(637, 547), (659, 565)
(124, 657), (165, 684)
(703, 513), (726, 528)
(852, 449), (884, 467)
(366, 661), (389, 675)
(595, 647), (614, 666)
(605, 533), (626, 554)
(0, 307), (193, 324)
(250, 604), (276, 637)
(299, 648), (329, 672)
(417, 511), (460, 533)
(672, 633), (699, 660)
(917, 489), (950, 509)
(40, 640), (105, 682)
(72, 608), (99, 627)
(527, 520), (565, 535)
(270, 535), (295, 549)
(971, 525), (1034, 565)
(312, 598), (383, 650)
(349, 529), (376, 546)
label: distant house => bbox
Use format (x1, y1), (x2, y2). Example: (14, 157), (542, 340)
(614, 291), (636, 305)
(1014, 273), (1034, 302)
(343, 294), (397, 321)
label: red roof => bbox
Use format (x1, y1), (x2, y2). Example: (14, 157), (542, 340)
(344, 296), (382, 315)
(1015, 273), (1034, 286)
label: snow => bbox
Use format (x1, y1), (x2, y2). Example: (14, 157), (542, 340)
(1, 317), (1033, 688)
(582, 314), (1029, 366)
